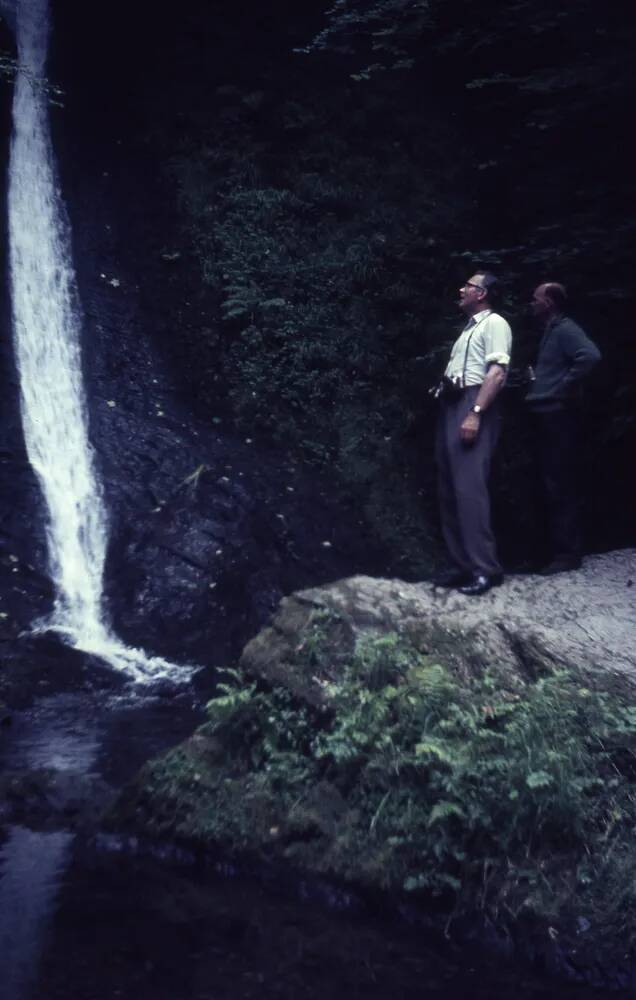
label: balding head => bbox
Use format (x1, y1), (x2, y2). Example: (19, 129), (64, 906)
(532, 282), (567, 323)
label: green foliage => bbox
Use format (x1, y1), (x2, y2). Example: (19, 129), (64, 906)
(302, 0), (631, 108)
(166, 87), (463, 573)
(195, 637), (636, 937)
(299, 0), (434, 76)
(206, 667), (316, 785)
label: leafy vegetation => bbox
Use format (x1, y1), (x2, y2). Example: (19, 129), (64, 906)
(165, 81), (470, 572)
(298, 0), (433, 76)
(125, 632), (636, 949)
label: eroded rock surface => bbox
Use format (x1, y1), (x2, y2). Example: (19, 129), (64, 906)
(241, 549), (636, 702)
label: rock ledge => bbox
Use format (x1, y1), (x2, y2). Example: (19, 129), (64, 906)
(241, 549), (636, 701)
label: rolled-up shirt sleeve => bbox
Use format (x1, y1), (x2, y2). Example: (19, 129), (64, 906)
(483, 314), (512, 367)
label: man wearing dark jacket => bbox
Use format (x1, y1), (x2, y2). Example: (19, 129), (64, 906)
(526, 282), (601, 574)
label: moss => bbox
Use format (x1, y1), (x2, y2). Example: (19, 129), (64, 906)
(240, 604), (356, 706)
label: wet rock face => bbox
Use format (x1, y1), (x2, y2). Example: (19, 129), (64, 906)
(0, 766), (112, 829)
(76, 199), (383, 667)
(0, 4), (385, 677)
(11, 64), (381, 671)
(99, 403), (381, 665)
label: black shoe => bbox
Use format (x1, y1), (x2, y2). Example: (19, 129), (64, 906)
(458, 573), (504, 596)
(432, 569), (472, 588)
(539, 557), (582, 576)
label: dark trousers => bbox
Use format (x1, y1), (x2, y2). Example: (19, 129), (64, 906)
(435, 386), (502, 576)
(531, 407), (581, 562)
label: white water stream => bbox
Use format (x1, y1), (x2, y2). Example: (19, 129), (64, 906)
(3, 0), (192, 682)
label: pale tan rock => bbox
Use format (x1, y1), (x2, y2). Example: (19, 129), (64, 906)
(240, 550), (636, 702)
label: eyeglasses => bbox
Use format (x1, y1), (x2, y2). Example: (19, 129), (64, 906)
(464, 281), (485, 291)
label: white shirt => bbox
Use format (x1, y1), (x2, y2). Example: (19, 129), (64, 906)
(444, 309), (512, 386)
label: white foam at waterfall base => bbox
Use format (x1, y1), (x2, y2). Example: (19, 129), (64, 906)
(4, 0), (195, 684)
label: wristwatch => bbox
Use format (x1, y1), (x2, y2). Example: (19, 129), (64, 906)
(471, 404), (482, 415)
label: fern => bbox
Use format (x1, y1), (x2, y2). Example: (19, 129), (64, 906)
(200, 632), (636, 934)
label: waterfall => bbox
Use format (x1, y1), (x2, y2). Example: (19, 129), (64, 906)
(4, 0), (192, 682)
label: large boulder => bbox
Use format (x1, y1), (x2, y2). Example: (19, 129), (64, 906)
(109, 550), (636, 989)
(240, 549), (636, 703)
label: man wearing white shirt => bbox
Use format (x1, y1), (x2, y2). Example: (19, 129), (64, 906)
(434, 272), (512, 595)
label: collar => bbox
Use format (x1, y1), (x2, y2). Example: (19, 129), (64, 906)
(463, 308), (491, 329)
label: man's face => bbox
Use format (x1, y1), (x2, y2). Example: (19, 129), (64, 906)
(458, 275), (487, 315)
(531, 284), (552, 321)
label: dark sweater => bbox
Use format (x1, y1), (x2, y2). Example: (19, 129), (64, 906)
(526, 315), (601, 410)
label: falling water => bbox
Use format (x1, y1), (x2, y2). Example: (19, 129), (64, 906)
(4, 0), (192, 682)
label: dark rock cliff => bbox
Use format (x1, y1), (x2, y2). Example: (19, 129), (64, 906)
(0, 0), (385, 677)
